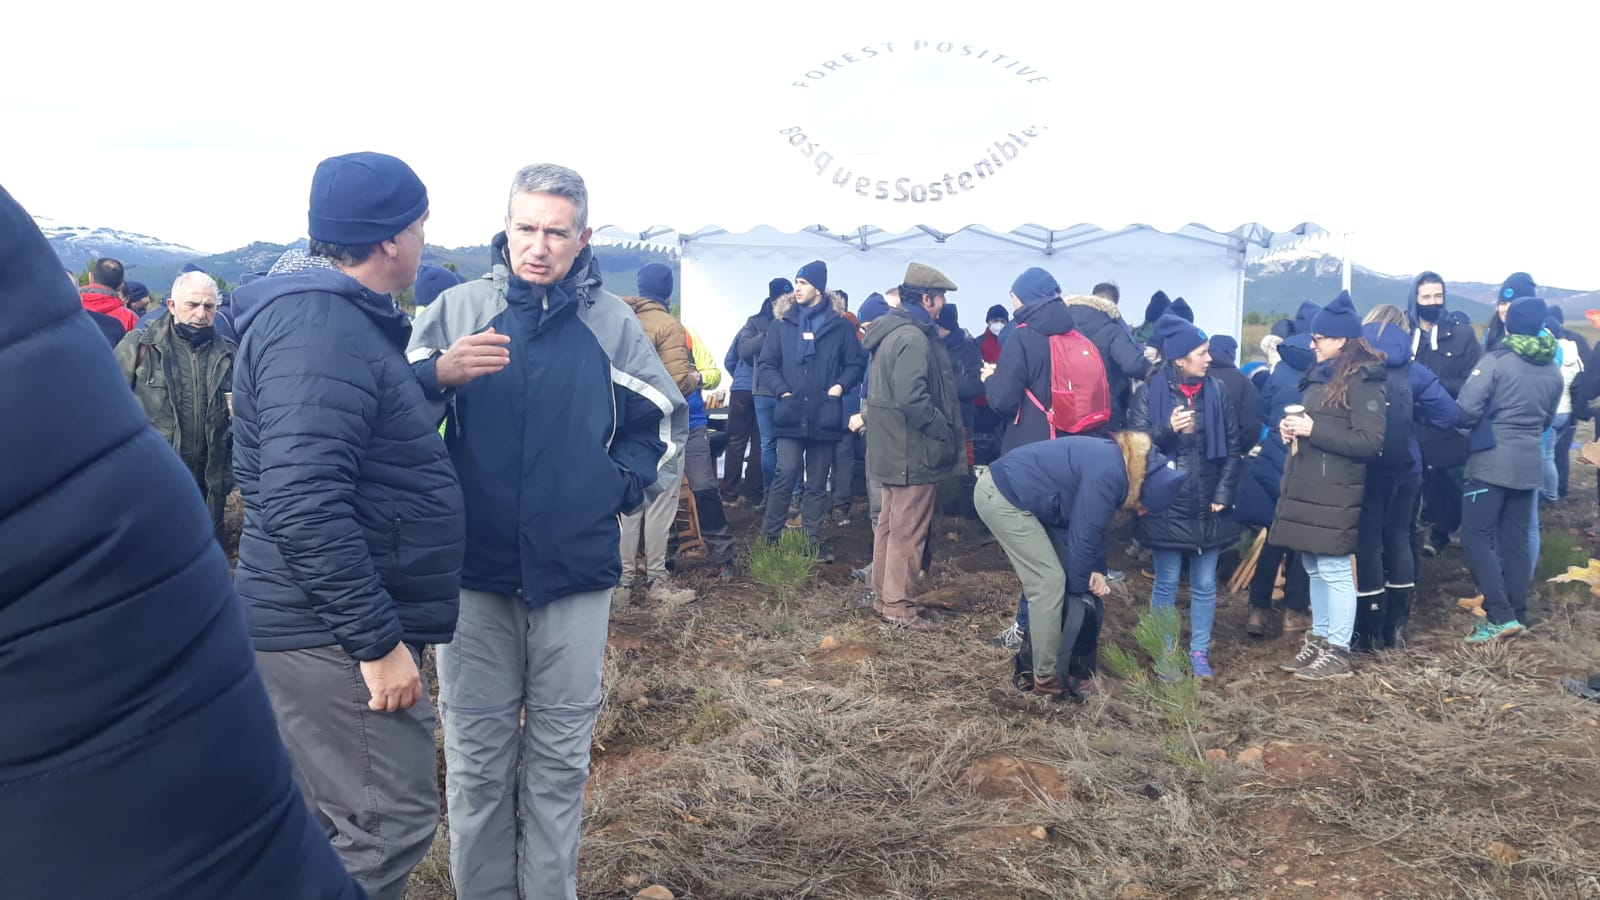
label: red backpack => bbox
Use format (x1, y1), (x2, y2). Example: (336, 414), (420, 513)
(1015, 324), (1112, 436)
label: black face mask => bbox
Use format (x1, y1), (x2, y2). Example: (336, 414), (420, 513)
(174, 321), (216, 345)
(1416, 303), (1445, 324)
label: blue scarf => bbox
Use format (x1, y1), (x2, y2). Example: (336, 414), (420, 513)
(1149, 366), (1228, 460)
(796, 302), (830, 364)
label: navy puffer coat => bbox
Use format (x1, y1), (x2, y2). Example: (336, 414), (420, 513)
(0, 187), (361, 899)
(232, 266), (465, 660)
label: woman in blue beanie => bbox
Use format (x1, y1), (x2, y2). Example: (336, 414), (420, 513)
(1128, 314), (1244, 680)
(1455, 289), (1563, 641)
(1270, 291), (1386, 680)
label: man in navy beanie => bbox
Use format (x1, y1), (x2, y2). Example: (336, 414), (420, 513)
(230, 150), (467, 900)
(758, 258), (867, 558)
(984, 266), (1079, 454)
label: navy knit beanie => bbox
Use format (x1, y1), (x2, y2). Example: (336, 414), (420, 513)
(768, 277), (793, 301)
(1498, 271), (1538, 304)
(1311, 290), (1362, 339)
(796, 260), (828, 294)
(123, 280), (148, 304)
(1169, 297), (1194, 323)
(413, 264), (464, 307)
(937, 302), (960, 332)
(1144, 290), (1171, 325)
(308, 151), (429, 245)
(1209, 334), (1238, 367)
(1154, 313), (1207, 361)
(1506, 297), (1547, 337)
(985, 303), (1009, 323)
(637, 263), (673, 303)
(1010, 267), (1059, 302)
(858, 292), (891, 325)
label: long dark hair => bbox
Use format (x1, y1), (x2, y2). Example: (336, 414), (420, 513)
(1483, 306), (1507, 352)
(1322, 337), (1383, 411)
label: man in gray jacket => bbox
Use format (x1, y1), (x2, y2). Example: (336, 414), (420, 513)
(407, 164), (686, 900)
(862, 262), (965, 631)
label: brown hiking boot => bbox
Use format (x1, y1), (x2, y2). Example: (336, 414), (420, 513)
(1296, 645), (1353, 681)
(1279, 637), (1323, 673)
(1033, 674), (1064, 698)
(1246, 608), (1267, 637)
(883, 612), (939, 633)
(1282, 610), (1312, 633)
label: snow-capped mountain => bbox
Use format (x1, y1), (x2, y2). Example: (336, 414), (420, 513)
(37, 216), (209, 278)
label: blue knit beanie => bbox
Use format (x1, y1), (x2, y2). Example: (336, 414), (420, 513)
(1010, 267), (1059, 302)
(123, 280), (148, 304)
(796, 260), (828, 294)
(637, 263), (673, 303)
(1154, 313), (1207, 361)
(1311, 290), (1362, 339)
(936, 302), (960, 332)
(858, 292), (891, 325)
(414, 264), (464, 307)
(1169, 297), (1194, 323)
(1498, 272), (1538, 304)
(308, 151), (429, 245)
(768, 277), (793, 301)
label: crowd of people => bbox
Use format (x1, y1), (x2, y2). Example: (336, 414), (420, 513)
(9, 147), (1600, 899)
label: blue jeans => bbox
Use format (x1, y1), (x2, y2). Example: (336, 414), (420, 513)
(1150, 547), (1219, 655)
(1541, 414), (1568, 503)
(1301, 552), (1356, 649)
(753, 395), (778, 488)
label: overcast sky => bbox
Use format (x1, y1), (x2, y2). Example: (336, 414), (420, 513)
(4, 0), (1595, 288)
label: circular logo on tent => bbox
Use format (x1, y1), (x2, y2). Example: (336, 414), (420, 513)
(774, 40), (1055, 206)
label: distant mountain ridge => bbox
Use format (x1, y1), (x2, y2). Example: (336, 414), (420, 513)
(1245, 253), (1600, 323)
(41, 220), (1598, 322)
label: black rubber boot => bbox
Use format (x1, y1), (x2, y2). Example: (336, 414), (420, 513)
(1351, 591), (1386, 653)
(1382, 586), (1414, 649)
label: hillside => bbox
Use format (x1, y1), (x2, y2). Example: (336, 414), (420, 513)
(1246, 253), (1600, 324)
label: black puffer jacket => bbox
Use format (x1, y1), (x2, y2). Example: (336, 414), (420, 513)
(984, 296), (1078, 453)
(1269, 361), (1387, 556)
(736, 301), (777, 396)
(1063, 293), (1152, 429)
(756, 299), (867, 442)
(231, 266), (466, 660)
(1128, 375), (1244, 551)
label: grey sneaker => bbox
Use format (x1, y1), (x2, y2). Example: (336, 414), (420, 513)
(1279, 637), (1323, 673)
(645, 578), (696, 605)
(852, 563), (873, 582)
(1295, 645), (1353, 681)
(987, 620), (1024, 651)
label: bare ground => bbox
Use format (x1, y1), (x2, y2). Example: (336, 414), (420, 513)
(393, 466), (1600, 900)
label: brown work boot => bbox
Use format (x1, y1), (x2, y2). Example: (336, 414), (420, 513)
(883, 612), (939, 632)
(1246, 608), (1267, 637)
(1282, 610), (1312, 633)
(1032, 674), (1064, 698)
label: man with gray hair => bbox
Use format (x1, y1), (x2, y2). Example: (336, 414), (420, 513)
(115, 270), (236, 542)
(408, 162), (686, 900)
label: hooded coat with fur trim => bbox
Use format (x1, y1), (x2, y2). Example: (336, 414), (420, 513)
(757, 293), (866, 442)
(1063, 293), (1153, 429)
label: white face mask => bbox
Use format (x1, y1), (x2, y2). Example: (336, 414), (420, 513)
(988, 321), (1006, 336)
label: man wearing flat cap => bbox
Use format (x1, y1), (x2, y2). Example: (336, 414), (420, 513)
(231, 151), (465, 900)
(861, 262), (964, 630)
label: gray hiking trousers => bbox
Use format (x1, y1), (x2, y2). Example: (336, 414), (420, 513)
(256, 644), (438, 900)
(438, 588), (611, 900)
